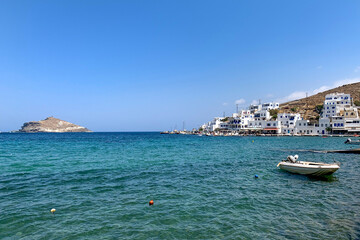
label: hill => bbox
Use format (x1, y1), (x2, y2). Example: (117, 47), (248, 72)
(17, 117), (92, 133)
(279, 82), (360, 120)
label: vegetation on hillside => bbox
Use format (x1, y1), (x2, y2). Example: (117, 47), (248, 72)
(269, 109), (279, 120)
(315, 104), (323, 114)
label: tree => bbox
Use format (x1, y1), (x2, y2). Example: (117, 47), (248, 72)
(290, 107), (297, 112)
(354, 100), (360, 106)
(326, 126), (332, 133)
(315, 104), (323, 114)
(221, 117), (229, 122)
(269, 109), (279, 120)
(198, 127), (203, 132)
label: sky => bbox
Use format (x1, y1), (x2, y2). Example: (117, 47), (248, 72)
(1, 0), (360, 131)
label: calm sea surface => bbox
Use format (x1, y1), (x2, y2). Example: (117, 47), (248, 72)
(0, 133), (359, 239)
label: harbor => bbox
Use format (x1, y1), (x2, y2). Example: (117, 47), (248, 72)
(197, 91), (360, 137)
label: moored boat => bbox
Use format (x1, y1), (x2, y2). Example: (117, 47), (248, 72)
(277, 155), (340, 176)
(344, 138), (360, 145)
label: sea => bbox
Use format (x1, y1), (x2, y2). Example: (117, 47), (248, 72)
(0, 132), (359, 239)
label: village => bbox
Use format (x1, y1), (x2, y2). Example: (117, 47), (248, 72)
(199, 92), (360, 136)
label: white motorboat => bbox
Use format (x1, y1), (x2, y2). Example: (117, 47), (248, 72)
(344, 138), (360, 145)
(277, 155), (340, 176)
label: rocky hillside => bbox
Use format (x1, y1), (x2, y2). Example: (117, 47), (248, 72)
(279, 82), (360, 120)
(18, 117), (92, 133)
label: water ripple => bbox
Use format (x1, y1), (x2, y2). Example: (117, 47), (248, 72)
(0, 133), (359, 239)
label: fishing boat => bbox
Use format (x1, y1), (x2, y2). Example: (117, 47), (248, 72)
(277, 155), (340, 176)
(344, 138), (360, 145)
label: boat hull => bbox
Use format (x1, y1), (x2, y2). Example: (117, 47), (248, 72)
(278, 162), (339, 176)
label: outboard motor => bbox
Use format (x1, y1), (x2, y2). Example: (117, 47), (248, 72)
(287, 155), (296, 163)
(344, 138), (351, 144)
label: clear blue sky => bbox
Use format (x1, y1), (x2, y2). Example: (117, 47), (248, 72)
(1, 0), (360, 131)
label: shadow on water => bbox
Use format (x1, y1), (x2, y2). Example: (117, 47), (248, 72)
(307, 174), (338, 182)
(278, 170), (339, 182)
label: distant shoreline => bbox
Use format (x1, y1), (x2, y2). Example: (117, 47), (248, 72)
(0, 131), (357, 137)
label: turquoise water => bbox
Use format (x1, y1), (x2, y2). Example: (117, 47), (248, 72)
(0, 133), (359, 239)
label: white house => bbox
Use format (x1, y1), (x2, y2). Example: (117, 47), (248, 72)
(323, 93), (351, 118)
(261, 102), (280, 110)
(295, 118), (330, 135)
(202, 117), (225, 132)
(249, 104), (261, 113)
(278, 113), (302, 127)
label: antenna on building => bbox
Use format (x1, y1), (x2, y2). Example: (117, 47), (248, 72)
(236, 104), (239, 113)
(306, 92), (308, 98)
(258, 99), (261, 105)
(223, 112), (225, 117)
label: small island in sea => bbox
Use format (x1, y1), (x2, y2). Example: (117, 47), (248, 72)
(16, 117), (92, 133)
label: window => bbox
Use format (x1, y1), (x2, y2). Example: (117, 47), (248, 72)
(299, 123), (301, 126)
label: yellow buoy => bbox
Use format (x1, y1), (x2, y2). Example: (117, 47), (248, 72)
(50, 208), (56, 213)
(252, 140), (254, 143)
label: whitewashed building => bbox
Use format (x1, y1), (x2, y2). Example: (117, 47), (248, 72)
(201, 117), (225, 132)
(229, 110), (253, 130)
(323, 93), (352, 118)
(200, 92), (360, 135)
(261, 102), (280, 110)
(277, 113), (302, 135)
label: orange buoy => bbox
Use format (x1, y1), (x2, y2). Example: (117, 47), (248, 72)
(149, 200), (154, 206)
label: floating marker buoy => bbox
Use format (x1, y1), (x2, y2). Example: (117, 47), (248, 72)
(50, 208), (56, 213)
(254, 175), (259, 178)
(252, 140), (254, 143)
(149, 200), (154, 206)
